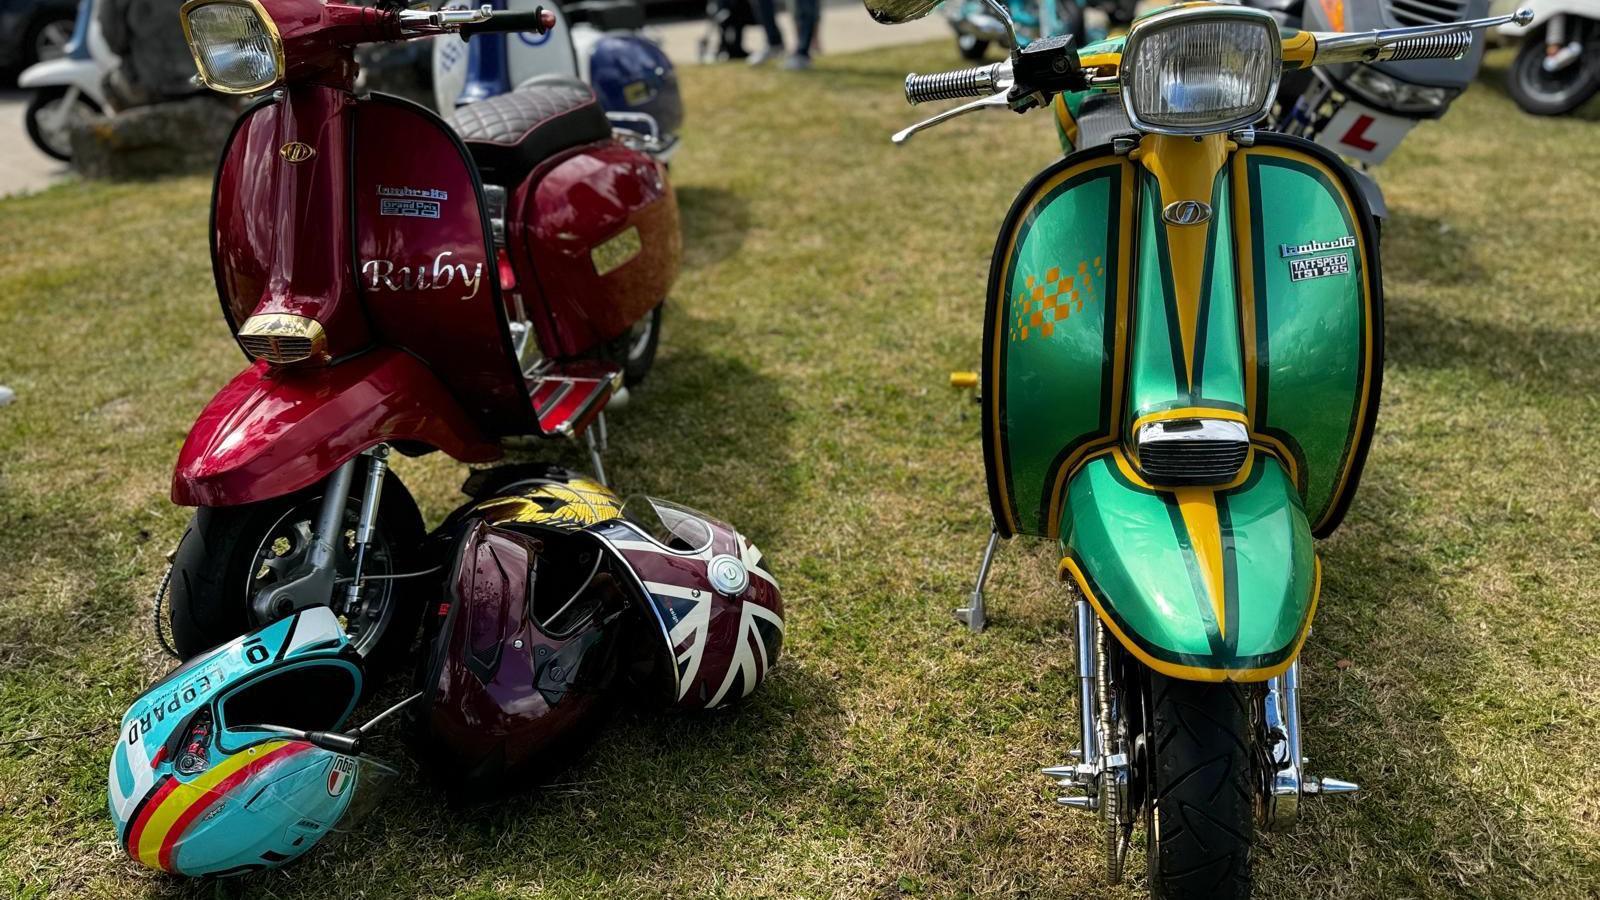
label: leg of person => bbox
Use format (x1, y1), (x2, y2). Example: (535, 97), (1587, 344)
(747, 0), (784, 64)
(785, 0), (819, 68)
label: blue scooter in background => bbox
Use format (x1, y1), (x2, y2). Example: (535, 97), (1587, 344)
(17, 0), (116, 162)
(432, 0), (683, 162)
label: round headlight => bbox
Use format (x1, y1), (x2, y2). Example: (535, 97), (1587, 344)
(180, 0), (284, 95)
(1121, 6), (1282, 135)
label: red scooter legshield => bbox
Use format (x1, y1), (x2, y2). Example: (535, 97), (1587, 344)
(413, 518), (627, 796)
(586, 498), (784, 711)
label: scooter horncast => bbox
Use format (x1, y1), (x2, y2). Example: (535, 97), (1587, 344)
(166, 0), (680, 670)
(865, 1), (1529, 895)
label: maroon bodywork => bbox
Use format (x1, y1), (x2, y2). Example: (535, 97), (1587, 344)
(172, 353), (502, 507)
(415, 519), (623, 794)
(177, 0), (679, 508)
(512, 143), (681, 358)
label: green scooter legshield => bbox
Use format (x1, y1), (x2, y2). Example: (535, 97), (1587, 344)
(982, 133), (1382, 680)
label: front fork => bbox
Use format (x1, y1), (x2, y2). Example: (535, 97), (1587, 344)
(251, 445), (390, 623)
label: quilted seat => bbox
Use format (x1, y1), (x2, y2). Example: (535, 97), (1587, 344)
(447, 76), (612, 186)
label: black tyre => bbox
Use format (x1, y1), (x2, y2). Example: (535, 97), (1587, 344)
(25, 86), (100, 162)
(957, 33), (989, 62)
(1507, 29), (1600, 116)
(1146, 673), (1255, 900)
(169, 471), (427, 676)
(606, 302), (663, 387)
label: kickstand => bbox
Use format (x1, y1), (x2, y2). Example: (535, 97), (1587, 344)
(956, 526), (1000, 633)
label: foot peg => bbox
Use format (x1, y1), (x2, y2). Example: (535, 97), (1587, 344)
(1304, 775), (1359, 795)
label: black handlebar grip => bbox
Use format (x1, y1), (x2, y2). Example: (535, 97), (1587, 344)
(460, 6), (554, 38)
(904, 63), (1002, 105)
(1384, 29), (1472, 61)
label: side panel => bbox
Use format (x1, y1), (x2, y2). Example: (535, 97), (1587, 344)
(983, 149), (1134, 538)
(512, 143), (681, 358)
(171, 352), (502, 507)
(1060, 452), (1318, 682)
(352, 94), (533, 436)
(1236, 136), (1383, 536)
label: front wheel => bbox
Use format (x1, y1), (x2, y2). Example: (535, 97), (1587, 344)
(1145, 673), (1255, 900)
(25, 87), (101, 162)
(1507, 29), (1600, 116)
(168, 470), (426, 673)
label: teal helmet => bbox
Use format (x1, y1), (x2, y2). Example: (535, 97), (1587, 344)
(109, 607), (394, 877)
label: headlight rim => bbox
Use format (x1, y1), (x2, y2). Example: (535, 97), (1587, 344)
(1119, 4), (1284, 137)
(179, 0), (286, 96)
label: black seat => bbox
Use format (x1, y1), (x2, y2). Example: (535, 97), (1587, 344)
(447, 76), (612, 186)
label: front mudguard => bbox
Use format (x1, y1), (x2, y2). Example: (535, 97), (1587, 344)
(172, 349), (503, 507)
(1059, 451), (1318, 682)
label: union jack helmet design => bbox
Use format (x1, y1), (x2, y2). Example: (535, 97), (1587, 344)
(588, 498), (783, 710)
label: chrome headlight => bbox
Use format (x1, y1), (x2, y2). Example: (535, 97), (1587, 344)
(1121, 6), (1282, 135)
(180, 0), (284, 95)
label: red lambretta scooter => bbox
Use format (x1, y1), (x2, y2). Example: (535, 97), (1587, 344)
(165, 0), (680, 667)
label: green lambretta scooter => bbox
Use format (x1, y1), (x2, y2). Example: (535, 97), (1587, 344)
(864, 1), (1531, 896)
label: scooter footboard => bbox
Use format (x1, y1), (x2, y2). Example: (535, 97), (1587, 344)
(1058, 450), (1318, 682)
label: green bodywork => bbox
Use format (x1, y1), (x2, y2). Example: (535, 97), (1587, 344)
(981, 137), (1381, 678)
(1061, 455), (1316, 675)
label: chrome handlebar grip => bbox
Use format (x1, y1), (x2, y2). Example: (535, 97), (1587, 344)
(1311, 7), (1533, 64)
(1382, 29), (1473, 61)
(905, 62), (1008, 105)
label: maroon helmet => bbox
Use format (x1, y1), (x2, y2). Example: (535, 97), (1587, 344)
(413, 515), (628, 797)
(587, 497), (784, 710)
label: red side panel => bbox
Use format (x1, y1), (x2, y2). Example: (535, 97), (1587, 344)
(171, 351), (502, 507)
(511, 143), (681, 358)
(211, 88), (372, 358)
(351, 95), (534, 437)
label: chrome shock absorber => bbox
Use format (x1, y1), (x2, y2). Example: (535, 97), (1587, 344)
(343, 444), (390, 613)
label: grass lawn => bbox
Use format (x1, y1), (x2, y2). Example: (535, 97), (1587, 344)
(2, 40), (1599, 899)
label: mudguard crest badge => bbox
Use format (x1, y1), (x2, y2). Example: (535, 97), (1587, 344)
(1162, 200), (1212, 226)
(279, 142), (316, 164)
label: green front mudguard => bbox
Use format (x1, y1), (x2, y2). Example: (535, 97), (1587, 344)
(1059, 452), (1317, 682)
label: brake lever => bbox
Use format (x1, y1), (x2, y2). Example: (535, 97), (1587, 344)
(892, 91), (1013, 145)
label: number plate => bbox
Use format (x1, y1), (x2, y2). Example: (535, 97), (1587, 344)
(1315, 100), (1416, 166)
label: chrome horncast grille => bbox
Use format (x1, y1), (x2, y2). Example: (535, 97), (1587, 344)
(237, 313), (327, 366)
(1134, 418), (1251, 485)
(1387, 0), (1468, 27)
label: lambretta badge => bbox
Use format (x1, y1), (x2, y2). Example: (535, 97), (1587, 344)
(1162, 200), (1212, 226)
(362, 251), (485, 301)
(1280, 235), (1355, 258)
(378, 185), (447, 220)
(1289, 254), (1350, 282)
(279, 142), (316, 164)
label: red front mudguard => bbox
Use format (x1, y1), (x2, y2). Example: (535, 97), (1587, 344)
(172, 350), (504, 507)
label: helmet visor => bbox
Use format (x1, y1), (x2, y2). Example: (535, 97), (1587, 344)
(619, 496), (714, 553)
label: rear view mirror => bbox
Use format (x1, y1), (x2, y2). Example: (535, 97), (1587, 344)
(862, 0), (944, 24)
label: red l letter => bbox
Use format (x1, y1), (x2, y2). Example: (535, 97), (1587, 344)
(1341, 115), (1380, 152)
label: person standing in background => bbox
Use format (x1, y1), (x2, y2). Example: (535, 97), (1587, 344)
(747, 0), (821, 69)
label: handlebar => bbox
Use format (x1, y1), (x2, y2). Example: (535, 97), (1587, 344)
(394, 4), (556, 39)
(905, 61), (1010, 104)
